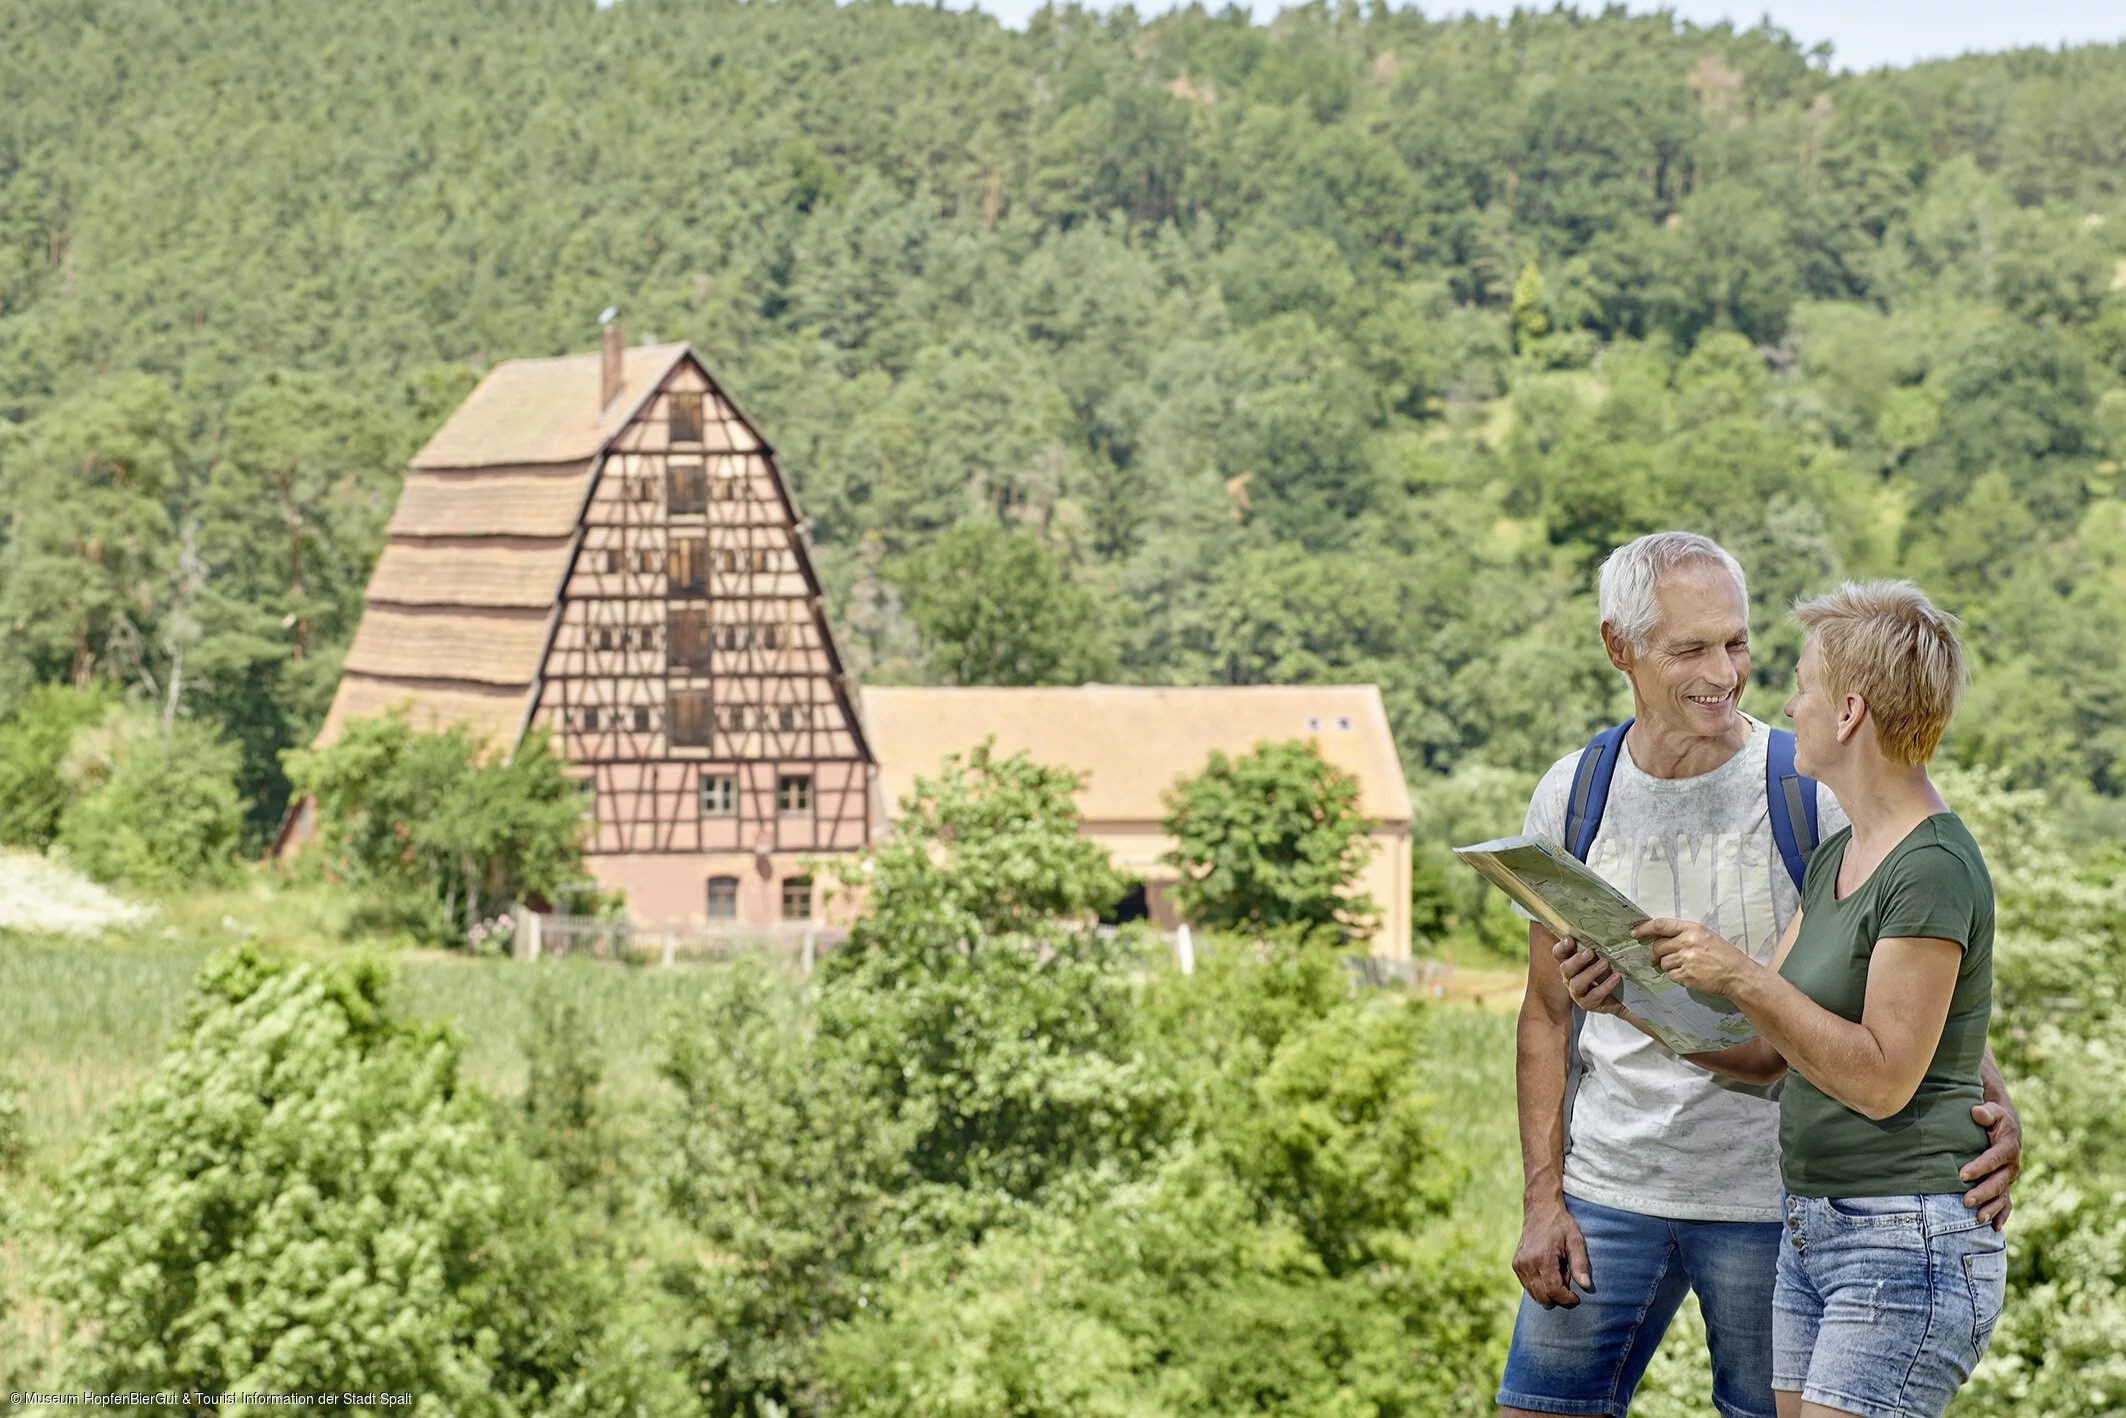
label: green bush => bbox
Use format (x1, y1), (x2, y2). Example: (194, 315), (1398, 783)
(1163, 738), (1380, 942)
(658, 745), (1502, 1417)
(53, 708), (245, 889)
(41, 946), (690, 1414)
(1940, 765), (2126, 1417)
(0, 683), (116, 848)
(283, 714), (587, 944)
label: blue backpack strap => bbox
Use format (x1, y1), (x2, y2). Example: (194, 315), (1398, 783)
(1765, 727), (1821, 893)
(1562, 720), (1633, 862)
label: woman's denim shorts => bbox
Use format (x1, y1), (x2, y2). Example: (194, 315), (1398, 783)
(1774, 1192), (2007, 1418)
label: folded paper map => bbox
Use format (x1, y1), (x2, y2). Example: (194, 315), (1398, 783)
(1452, 834), (1758, 1055)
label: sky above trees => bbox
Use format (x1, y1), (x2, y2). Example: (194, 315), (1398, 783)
(969, 0), (2126, 72)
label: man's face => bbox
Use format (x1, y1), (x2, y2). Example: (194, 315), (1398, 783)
(1623, 565), (1751, 740)
(1784, 639), (1834, 776)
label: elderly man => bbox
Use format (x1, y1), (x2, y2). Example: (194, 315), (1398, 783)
(1496, 532), (2022, 1418)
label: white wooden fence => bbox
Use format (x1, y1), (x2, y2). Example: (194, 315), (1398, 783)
(513, 906), (846, 971)
(511, 907), (1433, 988)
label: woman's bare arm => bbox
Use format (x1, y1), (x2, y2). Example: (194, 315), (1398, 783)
(1643, 918), (1962, 1120)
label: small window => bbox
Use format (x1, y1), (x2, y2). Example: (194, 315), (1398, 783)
(604, 549), (621, 573)
(714, 477), (743, 503)
(780, 876), (813, 921)
(635, 478), (657, 503)
(716, 624), (749, 651)
(777, 704), (807, 731)
(777, 774), (813, 816)
(637, 548), (660, 574)
(668, 458), (707, 515)
(632, 706), (650, 732)
(1336, 716), (1352, 731)
(700, 773), (737, 817)
(668, 536), (707, 595)
(749, 547), (772, 572)
(668, 607), (711, 673)
(669, 391), (705, 444)
(718, 704), (747, 731)
(596, 627), (615, 651)
(705, 876), (739, 920)
(670, 689), (712, 748)
(579, 707), (599, 731)
(717, 548), (738, 573)
(1305, 717), (1321, 732)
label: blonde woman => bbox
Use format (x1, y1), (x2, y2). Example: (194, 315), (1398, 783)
(1559, 581), (2004, 1418)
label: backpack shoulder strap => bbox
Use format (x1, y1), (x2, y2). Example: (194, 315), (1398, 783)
(1562, 720), (1633, 863)
(1766, 727), (1821, 893)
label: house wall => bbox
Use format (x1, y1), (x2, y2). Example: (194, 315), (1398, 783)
(532, 357), (871, 873)
(588, 849), (851, 927)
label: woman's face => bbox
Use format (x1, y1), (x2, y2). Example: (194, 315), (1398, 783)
(1785, 639), (1838, 778)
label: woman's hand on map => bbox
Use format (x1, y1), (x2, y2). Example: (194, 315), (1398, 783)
(1637, 918), (1752, 994)
(1553, 936), (1627, 1016)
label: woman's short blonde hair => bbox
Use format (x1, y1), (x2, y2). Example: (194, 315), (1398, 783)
(1793, 580), (1967, 766)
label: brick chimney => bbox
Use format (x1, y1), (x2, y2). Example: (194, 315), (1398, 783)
(600, 321), (625, 409)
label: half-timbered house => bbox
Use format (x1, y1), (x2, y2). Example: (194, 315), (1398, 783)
(308, 328), (872, 926)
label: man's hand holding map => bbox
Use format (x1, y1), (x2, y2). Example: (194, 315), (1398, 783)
(1452, 835), (1759, 1055)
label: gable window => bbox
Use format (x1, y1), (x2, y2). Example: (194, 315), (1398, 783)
(668, 607), (711, 673)
(780, 876), (813, 921)
(577, 706), (599, 731)
(667, 536), (707, 595)
(777, 704), (808, 731)
(669, 391), (705, 444)
(596, 627), (615, 651)
(705, 876), (739, 920)
(668, 459), (707, 515)
(604, 549), (621, 573)
(700, 773), (737, 817)
(632, 706), (650, 732)
(777, 774), (813, 817)
(760, 624), (783, 651)
(636, 548), (659, 574)
(669, 689), (711, 748)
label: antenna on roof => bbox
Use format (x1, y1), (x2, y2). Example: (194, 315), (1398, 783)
(599, 308), (625, 409)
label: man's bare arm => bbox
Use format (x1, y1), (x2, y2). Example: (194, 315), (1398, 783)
(1512, 921), (1589, 1307)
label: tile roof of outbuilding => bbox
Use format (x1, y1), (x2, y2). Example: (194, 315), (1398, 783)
(860, 683), (1412, 827)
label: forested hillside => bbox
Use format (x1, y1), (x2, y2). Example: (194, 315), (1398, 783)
(2, 0), (2124, 847)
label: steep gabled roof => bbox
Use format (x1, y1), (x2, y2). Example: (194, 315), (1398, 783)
(860, 684), (1413, 827)
(410, 343), (691, 469)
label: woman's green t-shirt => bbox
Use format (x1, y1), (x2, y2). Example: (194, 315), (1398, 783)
(1777, 813), (1994, 1198)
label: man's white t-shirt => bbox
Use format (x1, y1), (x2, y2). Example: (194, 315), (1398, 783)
(1520, 717), (1848, 1223)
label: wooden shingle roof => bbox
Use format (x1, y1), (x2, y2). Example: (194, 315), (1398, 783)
(387, 465), (595, 538)
(363, 540), (576, 609)
(342, 607), (553, 687)
(410, 343), (691, 470)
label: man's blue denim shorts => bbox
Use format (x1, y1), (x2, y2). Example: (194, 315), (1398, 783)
(1773, 1192), (2007, 1418)
(1496, 1195), (1783, 1418)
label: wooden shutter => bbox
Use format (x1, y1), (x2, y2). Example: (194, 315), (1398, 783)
(668, 607), (711, 672)
(669, 688), (712, 747)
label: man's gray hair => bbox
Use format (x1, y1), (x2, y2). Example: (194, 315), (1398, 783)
(1598, 532), (1749, 651)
